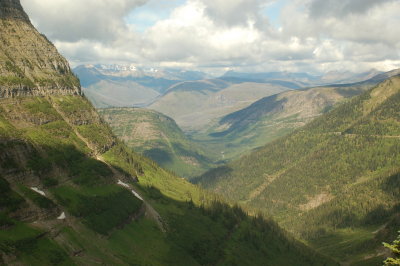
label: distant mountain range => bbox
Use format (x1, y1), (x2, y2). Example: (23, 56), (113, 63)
(74, 64), (209, 108)
(74, 64), (383, 114)
(223, 69), (383, 86)
(75, 64), (210, 86)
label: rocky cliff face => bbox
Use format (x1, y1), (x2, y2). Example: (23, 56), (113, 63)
(0, 0), (81, 97)
(0, 0), (28, 21)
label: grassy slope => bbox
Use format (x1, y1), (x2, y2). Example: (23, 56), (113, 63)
(197, 76), (400, 264)
(0, 95), (335, 266)
(99, 107), (215, 179)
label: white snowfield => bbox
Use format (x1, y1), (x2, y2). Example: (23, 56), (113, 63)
(30, 187), (46, 196)
(57, 212), (66, 220)
(117, 180), (130, 188)
(131, 190), (143, 201)
(117, 180), (143, 201)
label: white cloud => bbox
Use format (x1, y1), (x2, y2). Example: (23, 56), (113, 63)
(201, 0), (269, 27)
(21, 0), (146, 42)
(309, 0), (396, 18)
(279, 0), (400, 71)
(20, 0), (400, 73)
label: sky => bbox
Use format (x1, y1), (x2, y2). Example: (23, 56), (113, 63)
(20, 0), (400, 75)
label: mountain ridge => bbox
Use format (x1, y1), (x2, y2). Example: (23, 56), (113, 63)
(192, 68), (400, 161)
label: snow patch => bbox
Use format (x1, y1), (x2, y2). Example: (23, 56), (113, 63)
(117, 180), (130, 188)
(117, 180), (143, 201)
(57, 212), (66, 220)
(30, 187), (46, 196)
(131, 190), (143, 201)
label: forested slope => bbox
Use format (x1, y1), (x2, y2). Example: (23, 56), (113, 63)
(197, 75), (400, 264)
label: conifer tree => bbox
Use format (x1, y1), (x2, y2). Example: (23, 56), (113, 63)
(384, 231), (400, 266)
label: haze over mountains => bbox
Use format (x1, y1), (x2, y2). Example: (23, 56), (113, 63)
(74, 64), (209, 108)
(74, 64), (384, 131)
(75, 64), (383, 110)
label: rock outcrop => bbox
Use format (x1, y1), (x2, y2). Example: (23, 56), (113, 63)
(0, 0), (81, 98)
(0, 0), (29, 21)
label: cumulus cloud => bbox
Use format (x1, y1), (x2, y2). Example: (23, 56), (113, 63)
(21, 0), (146, 42)
(202, 0), (268, 27)
(141, 0), (264, 66)
(279, 0), (400, 71)
(20, 0), (400, 73)
(309, 0), (396, 18)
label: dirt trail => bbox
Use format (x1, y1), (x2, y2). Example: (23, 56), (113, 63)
(144, 202), (166, 232)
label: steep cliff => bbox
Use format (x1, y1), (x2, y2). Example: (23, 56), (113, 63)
(0, 0), (80, 97)
(0, 0), (28, 21)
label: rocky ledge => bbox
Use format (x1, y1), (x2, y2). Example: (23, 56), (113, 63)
(0, 86), (82, 98)
(0, 0), (29, 21)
